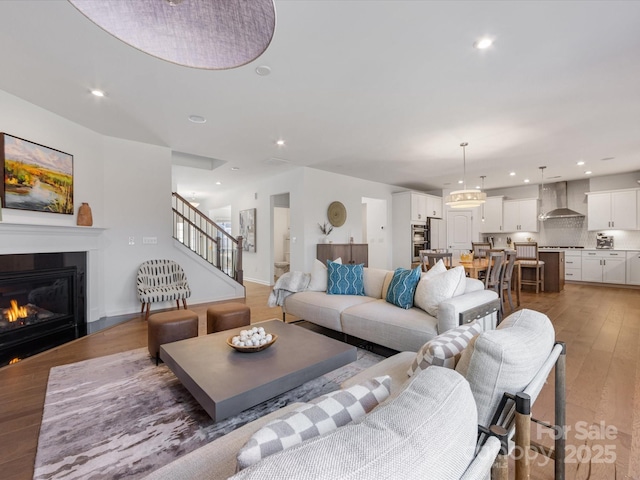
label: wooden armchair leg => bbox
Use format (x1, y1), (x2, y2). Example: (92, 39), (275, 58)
(145, 302), (151, 321)
(555, 342), (567, 480)
(182, 298), (188, 309)
(515, 392), (531, 480)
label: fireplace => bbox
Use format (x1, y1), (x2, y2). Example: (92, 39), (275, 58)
(0, 252), (86, 366)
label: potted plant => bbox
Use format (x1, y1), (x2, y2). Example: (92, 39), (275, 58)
(318, 222), (333, 243)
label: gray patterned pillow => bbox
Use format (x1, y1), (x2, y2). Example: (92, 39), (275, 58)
(408, 321), (483, 377)
(236, 375), (391, 470)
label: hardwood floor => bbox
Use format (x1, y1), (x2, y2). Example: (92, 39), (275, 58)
(0, 282), (638, 480)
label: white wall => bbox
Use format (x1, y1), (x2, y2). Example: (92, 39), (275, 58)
(362, 197), (388, 269)
(0, 90), (243, 321)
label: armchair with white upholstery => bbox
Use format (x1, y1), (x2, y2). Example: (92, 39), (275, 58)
(137, 259), (191, 320)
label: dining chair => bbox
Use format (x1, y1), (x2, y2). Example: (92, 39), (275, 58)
(484, 251), (505, 300)
(514, 242), (545, 293)
(472, 242), (492, 259)
(500, 250), (518, 313)
(424, 252), (453, 270)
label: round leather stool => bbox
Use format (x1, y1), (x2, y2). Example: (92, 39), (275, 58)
(207, 302), (251, 334)
(148, 309), (199, 365)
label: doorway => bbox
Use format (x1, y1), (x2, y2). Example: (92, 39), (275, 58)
(446, 210), (473, 257)
(362, 197), (389, 269)
(271, 193), (290, 284)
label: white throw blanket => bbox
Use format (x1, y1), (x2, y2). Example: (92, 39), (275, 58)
(268, 271), (311, 307)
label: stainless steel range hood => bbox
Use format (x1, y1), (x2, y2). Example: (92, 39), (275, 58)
(541, 182), (585, 220)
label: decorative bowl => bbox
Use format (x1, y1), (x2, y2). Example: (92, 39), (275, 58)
(227, 334), (278, 353)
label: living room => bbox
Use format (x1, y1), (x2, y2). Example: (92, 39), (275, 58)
(1, 1), (640, 479)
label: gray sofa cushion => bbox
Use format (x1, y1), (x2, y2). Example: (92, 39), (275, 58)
(455, 308), (555, 427)
(341, 299), (438, 352)
(283, 291), (375, 331)
(230, 367), (478, 480)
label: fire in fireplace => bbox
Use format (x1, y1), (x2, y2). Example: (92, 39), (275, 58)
(0, 252), (86, 367)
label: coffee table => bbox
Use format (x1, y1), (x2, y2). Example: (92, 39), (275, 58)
(159, 319), (357, 422)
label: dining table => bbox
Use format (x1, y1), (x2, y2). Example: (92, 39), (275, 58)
(452, 258), (521, 307)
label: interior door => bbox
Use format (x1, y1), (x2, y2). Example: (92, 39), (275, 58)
(446, 210), (473, 258)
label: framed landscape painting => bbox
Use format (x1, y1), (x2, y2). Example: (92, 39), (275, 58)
(239, 208), (256, 252)
(1, 133), (74, 214)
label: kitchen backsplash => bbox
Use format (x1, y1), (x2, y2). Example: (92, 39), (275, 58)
(491, 216), (640, 250)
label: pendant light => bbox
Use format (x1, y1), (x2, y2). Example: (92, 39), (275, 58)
(445, 142), (487, 209)
(480, 175), (486, 222)
(538, 166), (547, 221)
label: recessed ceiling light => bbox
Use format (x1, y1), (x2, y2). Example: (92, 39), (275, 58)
(215, 181), (221, 185)
(458, 180), (464, 184)
(188, 115), (206, 124)
(231, 167), (240, 171)
(509, 172), (516, 176)
(91, 89), (105, 97)
(585, 171), (592, 175)
(276, 139), (285, 146)
(577, 161), (585, 166)
(474, 37), (493, 49)
(256, 65), (271, 76)
(524, 179), (530, 183)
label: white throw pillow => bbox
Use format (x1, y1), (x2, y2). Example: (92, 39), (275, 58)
(414, 266), (465, 316)
(236, 376), (391, 470)
(307, 257), (342, 291)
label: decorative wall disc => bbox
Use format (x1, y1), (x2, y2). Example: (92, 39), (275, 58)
(327, 201), (347, 227)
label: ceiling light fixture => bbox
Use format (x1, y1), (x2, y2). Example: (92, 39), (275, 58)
(256, 65), (272, 76)
(577, 161), (585, 166)
(445, 142), (486, 209)
(474, 37), (493, 49)
(538, 166), (547, 221)
(91, 89), (105, 97)
(524, 179), (530, 183)
(188, 115), (206, 124)
(585, 171), (592, 175)
(189, 192), (199, 208)
(480, 175), (486, 222)
(509, 171), (516, 176)
(276, 139), (285, 146)
(68, 0), (276, 70)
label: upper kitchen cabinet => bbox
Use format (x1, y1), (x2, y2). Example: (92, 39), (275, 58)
(503, 198), (539, 232)
(425, 194), (443, 219)
(479, 196), (504, 233)
(587, 190), (638, 231)
(400, 191), (442, 223)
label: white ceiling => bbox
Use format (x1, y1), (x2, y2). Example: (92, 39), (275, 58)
(1, 0), (639, 205)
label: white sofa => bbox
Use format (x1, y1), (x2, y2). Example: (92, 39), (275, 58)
(283, 266), (500, 352)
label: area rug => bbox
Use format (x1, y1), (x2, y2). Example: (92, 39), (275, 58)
(33, 347), (383, 480)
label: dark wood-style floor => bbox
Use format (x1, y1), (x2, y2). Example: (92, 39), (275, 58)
(1, 282), (639, 480)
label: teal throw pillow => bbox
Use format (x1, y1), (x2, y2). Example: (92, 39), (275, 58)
(327, 261), (365, 296)
(386, 266), (422, 309)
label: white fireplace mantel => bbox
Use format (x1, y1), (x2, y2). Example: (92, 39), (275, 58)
(0, 222), (107, 322)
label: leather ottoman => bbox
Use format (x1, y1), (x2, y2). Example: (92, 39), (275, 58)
(148, 309), (199, 365)
(206, 302), (251, 334)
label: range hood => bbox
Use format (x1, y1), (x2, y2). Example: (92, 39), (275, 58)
(541, 182), (585, 220)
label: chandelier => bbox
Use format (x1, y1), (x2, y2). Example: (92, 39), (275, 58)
(68, 0), (276, 70)
(445, 143), (487, 209)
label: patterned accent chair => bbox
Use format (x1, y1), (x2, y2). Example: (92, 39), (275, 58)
(137, 259), (191, 320)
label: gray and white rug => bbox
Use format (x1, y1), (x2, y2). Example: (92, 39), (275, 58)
(33, 346), (382, 480)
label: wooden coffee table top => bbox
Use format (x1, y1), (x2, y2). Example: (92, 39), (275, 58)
(160, 320), (357, 422)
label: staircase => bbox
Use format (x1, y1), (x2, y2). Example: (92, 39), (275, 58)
(172, 192), (243, 284)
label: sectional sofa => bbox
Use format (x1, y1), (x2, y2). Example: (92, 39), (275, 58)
(282, 263), (500, 352)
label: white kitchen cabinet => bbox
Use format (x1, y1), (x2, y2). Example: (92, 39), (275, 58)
(410, 193), (428, 222)
(503, 198), (539, 232)
(479, 196), (504, 233)
(587, 190), (637, 231)
(425, 194), (442, 218)
(627, 251), (640, 285)
(581, 250), (626, 284)
(564, 250), (582, 281)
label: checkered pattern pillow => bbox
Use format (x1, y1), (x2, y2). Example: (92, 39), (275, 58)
(236, 375), (391, 470)
(407, 322), (483, 377)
